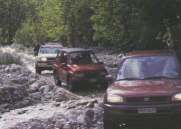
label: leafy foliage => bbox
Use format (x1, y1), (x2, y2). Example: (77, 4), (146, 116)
(1, 0), (181, 53)
(92, 0), (181, 51)
(0, 0), (31, 45)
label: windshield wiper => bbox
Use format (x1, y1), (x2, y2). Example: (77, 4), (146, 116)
(117, 77), (144, 81)
(144, 76), (179, 80)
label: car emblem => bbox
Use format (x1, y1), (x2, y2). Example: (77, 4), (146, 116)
(144, 97), (150, 102)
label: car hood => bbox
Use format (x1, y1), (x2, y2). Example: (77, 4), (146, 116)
(68, 64), (106, 73)
(38, 54), (57, 58)
(108, 79), (181, 97)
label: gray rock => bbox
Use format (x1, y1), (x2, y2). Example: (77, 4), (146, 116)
(29, 82), (40, 93)
(14, 99), (31, 108)
(84, 109), (95, 127)
(63, 123), (72, 129)
(28, 124), (44, 129)
(11, 77), (28, 84)
(55, 120), (64, 128)
(31, 92), (42, 101)
(0, 78), (3, 86)
(39, 85), (50, 94)
(0, 85), (28, 105)
(17, 109), (28, 115)
(0, 47), (113, 129)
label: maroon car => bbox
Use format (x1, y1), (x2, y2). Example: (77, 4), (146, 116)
(103, 50), (181, 129)
(53, 48), (109, 91)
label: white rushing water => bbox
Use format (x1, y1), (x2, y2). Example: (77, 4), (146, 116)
(0, 45), (36, 73)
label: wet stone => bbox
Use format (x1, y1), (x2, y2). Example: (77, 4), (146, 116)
(0, 47), (116, 129)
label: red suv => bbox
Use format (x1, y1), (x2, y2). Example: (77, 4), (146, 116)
(103, 50), (181, 129)
(53, 48), (109, 91)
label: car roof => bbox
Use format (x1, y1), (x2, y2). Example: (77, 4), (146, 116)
(41, 43), (63, 48)
(125, 50), (176, 57)
(61, 48), (92, 53)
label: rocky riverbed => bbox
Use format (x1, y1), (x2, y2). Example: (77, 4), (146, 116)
(0, 45), (119, 129)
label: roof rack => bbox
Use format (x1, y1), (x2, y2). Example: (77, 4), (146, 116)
(42, 42), (63, 47)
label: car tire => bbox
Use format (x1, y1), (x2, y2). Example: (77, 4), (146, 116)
(67, 76), (75, 91)
(36, 67), (41, 74)
(67, 81), (74, 91)
(100, 80), (108, 89)
(103, 120), (121, 129)
(53, 71), (62, 86)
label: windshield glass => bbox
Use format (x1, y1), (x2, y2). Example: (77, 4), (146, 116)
(39, 47), (61, 54)
(70, 52), (99, 64)
(117, 56), (180, 80)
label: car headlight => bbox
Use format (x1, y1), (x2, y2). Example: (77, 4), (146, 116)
(107, 94), (124, 103)
(74, 73), (84, 78)
(40, 57), (47, 62)
(172, 93), (181, 101)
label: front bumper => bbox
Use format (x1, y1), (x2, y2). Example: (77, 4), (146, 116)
(36, 61), (55, 70)
(71, 76), (107, 85)
(104, 103), (181, 122)
(70, 74), (110, 88)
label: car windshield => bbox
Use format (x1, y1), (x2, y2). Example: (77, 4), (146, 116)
(70, 52), (99, 64)
(39, 47), (61, 54)
(117, 56), (180, 80)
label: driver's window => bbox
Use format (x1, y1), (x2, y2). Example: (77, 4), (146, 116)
(60, 52), (67, 64)
(56, 52), (62, 64)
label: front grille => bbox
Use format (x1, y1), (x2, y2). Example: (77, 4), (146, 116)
(126, 96), (170, 104)
(47, 57), (56, 62)
(46, 57), (56, 65)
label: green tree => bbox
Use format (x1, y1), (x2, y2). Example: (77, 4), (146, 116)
(60, 0), (94, 46)
(3, 0), (181, 52)
(0, 0), (31, 45)
(91, 0), (181, 51)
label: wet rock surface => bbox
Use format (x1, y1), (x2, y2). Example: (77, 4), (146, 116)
(0, 46), (118, 129)
(0, 64), (81, 113)
(1, 100), (104, 129)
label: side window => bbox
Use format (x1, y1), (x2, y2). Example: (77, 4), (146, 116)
(60, 52), (68, 64)
(56, 51), (62, 64)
